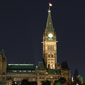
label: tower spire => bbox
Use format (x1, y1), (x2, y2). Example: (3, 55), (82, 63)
(45, 3), (54, 33)
(43, 4), (57, 69)
(48, 3), (52, 12)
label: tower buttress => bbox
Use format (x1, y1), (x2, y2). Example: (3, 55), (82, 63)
(0, 50), (7, 75)
(0, 53), (2, 75)
(2, 49), (7, 75)
(0, 49), (7, 81)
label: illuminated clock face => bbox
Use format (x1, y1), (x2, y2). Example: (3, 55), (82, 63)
(48, 33), (53, 38)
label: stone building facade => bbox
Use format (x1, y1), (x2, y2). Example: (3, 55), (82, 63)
(0, 8), (71, 85)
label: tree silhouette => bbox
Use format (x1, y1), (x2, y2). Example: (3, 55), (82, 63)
(54, 80), (61, 85)
(59, 77), (66, 84)
(73, 69), (82, 84)
(73, 69), (79, 81)
(12, 81), (15, 85)
(21, 79), (29, 85)
(42, 80), (51, 85)
(45, 80), (51, 85)
(61, 61), (69, 70)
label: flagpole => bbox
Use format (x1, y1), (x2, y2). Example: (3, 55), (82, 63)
(48, 3), (53, 12)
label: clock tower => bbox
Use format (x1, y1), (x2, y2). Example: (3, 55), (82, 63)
(43, 9), (58, 69)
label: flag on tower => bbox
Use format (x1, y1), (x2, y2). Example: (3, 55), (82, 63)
(49, 3), (53, 7)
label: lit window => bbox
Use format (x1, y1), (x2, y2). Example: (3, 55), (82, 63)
(28, 70), (31, 72)
(23, 70), (26, 72)
(19, 70), (22, 72)
(13, 70), (17, 72)
(50, 76), (53, 78)
(15, 82), (17, 84)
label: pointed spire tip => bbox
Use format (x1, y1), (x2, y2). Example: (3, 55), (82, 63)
(48, 3), (52, 13)
(48, 9), (51, 12)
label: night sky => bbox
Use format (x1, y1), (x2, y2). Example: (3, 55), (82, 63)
(0, 0), (85, 79)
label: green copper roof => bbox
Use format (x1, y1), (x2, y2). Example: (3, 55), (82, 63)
(45, 9), (54, 32)
(47, 69), (61, 75)
(8, 64), (34, 66)
(7, 64), (35, 70)
(0, 49), (5, 56)
(38, 61), (45, 69)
